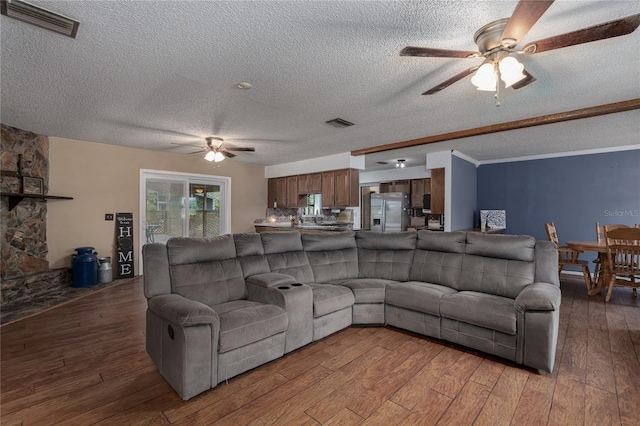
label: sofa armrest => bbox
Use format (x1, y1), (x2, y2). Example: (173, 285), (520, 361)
(246, 272), (297, 288)
(148, 294), (219, 327)
(246, 282), (313, 353)
(515, 283), (561, 313)
(515, 283), (561, 373)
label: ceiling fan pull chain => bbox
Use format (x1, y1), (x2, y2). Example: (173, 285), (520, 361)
(495, 68), (501, 107)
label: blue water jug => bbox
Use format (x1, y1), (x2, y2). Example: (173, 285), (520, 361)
(72, 247), (98, 288)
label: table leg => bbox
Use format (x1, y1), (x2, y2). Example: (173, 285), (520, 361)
(588, 253), (609, 296)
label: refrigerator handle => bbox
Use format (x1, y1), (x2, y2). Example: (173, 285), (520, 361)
(381, 200), (386, 232)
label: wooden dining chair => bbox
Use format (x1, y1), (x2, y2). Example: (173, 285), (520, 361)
(595, 222), (605, 242)
(545, 222), (592, 291)
(593, 222), (606, 282)
(603, 226), (640, 302)
(594, 224), (630, 284)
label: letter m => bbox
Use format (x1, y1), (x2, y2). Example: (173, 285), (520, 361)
(119, 252), (133, 262)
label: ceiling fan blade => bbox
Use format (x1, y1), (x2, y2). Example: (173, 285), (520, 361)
(422, 66), (479, 95)
(223, 147), (256, 152)
(500, 0), (555, 46)
(400, 46), (478, 59)
(221, 151), (237, 158)
(522, 13), (640, 54)
(511, 69), (536, 90)
(185, 149), (205, 155)
(170, 142), (204, 148)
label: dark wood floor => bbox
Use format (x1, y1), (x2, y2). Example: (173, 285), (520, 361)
(1, 275), (639, 425)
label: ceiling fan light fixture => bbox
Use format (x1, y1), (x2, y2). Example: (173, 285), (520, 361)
(396, 159), (406, 168)
(499, 56), (526, 88)
(213, 151), (225, 162)
(204, 150), (216, 162)
(471, 63), (497, 91)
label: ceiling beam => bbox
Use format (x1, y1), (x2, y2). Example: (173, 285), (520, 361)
(350, 98), (640, 156)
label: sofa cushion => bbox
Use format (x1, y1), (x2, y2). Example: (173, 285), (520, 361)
(261, 231), (303, 254)
(335, 278), (396, 304)
(439, 291), (516, 335)
(306, 248), (358, 282)
(167, 236), (246, 306)
(357, 248), (414, 281)
(234, 233), (265, 257)
(168, 235), (237, 264)
(409, 250), (463, 290)
(307, 284), (355, 317)
(212, 300), (288, 353)
(302, 231), (357, 251)
(234, 233), (271, 278)
(386, 281), (457, 316)
(416, 230), (466, 253)
(355, 231), (416, 281)
(459, 254), (535, 299)
(356, 231), (417, 250)
(265, 251), (315, 283)
(465, 233), (535, 262)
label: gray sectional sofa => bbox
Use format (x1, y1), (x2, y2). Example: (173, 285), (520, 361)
(143, 230), (560, 400)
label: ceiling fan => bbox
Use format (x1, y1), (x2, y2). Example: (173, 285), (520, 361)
(401, 0), (640, 96)
(174, 137), (255, 162)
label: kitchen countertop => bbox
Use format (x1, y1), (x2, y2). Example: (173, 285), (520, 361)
(255, 222), (352, 232)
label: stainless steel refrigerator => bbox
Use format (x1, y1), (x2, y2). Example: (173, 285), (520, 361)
(370, 193), (410, 232)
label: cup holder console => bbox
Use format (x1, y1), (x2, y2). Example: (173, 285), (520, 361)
(277, 283), (303, 290)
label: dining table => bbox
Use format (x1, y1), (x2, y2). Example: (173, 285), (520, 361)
(566, 240), (608, 295)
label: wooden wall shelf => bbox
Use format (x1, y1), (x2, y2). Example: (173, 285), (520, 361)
(1, 192), (74, 211)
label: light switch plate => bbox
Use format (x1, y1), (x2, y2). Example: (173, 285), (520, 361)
(105, 214), (114, 221)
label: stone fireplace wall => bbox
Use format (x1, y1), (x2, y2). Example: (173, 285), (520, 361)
(1, 124), (70, 305)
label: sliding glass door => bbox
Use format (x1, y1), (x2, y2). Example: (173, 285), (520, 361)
(140, 170), (230, 245)
(188, 182), (222, 238)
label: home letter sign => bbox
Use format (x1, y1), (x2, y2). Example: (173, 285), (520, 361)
(116, 212), (134, 278)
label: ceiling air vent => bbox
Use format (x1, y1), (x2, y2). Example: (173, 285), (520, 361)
(325, 118), (355, 128)
(1, 0), (79, 38)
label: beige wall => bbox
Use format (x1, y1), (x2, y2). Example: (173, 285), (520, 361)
(47, 137), (266, 271)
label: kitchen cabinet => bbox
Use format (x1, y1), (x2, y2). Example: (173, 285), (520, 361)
(321, 171), (335, 207)
(268, 177), (287, 208)
(430, 168), (445, 215)
(270, 169), (358, 209)
(298, 172), (322, 194)
(334, 169), (359, 207)
(285, 175), (299, 207)
(380, 180), (410, 194)
(410, 178), (430, 208)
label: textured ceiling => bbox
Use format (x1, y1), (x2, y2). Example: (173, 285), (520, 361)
(2, 1), (639, 170)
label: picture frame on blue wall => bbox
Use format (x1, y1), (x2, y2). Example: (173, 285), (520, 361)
(481, 210), (506, 229)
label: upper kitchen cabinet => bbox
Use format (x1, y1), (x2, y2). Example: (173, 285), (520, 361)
(334, 169), (359, 207)
(410, 178), (430, 208)
(380, 180), (410, 194)
(285, 175), (301, 207)
(430, 168), (445, 215)
(298, 172), (322, 194)
(270, 168), (359, 209)
(268, 177), (287, 208)
(268, 176), (300, 208)
(321, 171), (335, 207)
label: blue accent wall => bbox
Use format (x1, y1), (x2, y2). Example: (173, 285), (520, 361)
(451, 154), (477, 231)
(477, 149), (640, 265)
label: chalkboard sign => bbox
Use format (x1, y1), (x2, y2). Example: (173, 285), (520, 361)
(115, 212), (134, 278)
